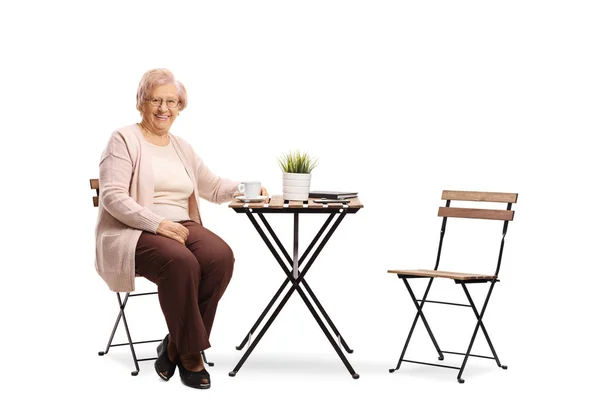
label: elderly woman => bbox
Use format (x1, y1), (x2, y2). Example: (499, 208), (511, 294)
(94, 68), (268, 389)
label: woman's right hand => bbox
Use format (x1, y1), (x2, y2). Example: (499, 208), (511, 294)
(156, 220), (189, 245)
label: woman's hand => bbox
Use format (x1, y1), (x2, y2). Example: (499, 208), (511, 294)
(156, 220), (189, 245)
(260, 186), (270, 197)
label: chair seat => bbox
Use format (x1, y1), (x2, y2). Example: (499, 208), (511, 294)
(387, 269), (496, 281)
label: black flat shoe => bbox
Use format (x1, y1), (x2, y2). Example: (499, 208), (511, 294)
(177, 360), (211, 389)
(154, 334), (176, 381)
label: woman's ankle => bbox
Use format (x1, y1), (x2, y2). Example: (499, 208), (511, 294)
(180, 353), (205, 372)
(167, 336), (178, 363)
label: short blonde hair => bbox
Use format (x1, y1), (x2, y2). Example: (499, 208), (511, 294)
(136, 68), (188, 113)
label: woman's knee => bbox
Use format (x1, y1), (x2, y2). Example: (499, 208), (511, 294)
(187, 226), (235, 278)
(201, 240), (234, 283)
(162, 248), (201, 281)
(214, 241), (235, 276)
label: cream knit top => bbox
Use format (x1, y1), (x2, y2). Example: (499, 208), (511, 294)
(146, 140), (194, 222)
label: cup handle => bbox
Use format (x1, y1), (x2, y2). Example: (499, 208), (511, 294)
(237, 183), (245, 194)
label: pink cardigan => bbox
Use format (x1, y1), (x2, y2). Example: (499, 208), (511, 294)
(95, 124), (238, 292)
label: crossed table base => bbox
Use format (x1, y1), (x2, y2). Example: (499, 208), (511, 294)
(228, 195), (363, 378)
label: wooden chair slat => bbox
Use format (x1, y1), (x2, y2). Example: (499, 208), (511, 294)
(438, 207), (514, 221)
(91, 178), (100, 207)
(442, 190), (518, 204)
(387, 269), (496, 281)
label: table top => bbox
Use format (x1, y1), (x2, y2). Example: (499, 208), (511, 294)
(228, 195), (364, 214)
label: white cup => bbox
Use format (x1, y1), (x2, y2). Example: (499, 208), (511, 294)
(238, 181), (261, 199)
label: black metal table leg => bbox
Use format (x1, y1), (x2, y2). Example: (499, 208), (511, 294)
(235, 278), (291, 350)
(230, 210), (359, 378)
(295, 283), (359, 378)
(302, 282), (354, 353)
(259, 213), (354, 353)
(237, 212), (354, 354)
(229, 283), (297, 376)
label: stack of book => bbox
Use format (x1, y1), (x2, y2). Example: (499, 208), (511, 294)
(309, 190), (358, 200)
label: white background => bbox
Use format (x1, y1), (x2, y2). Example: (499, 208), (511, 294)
(1, 0), (599, 398)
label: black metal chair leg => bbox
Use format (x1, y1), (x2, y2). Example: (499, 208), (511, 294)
(478, 319), (505, 368)
(98, 291), (180, 375)
(390, 306), (420, 373)
(404, 278), (443, 360)
(116, 293), (141, 376)
(390, 277), (442, 372)
(457, 282), (506, 383)
(201, 351), (214, 367)
(465, 282), (505, 369)
(98, 292), (130, 356)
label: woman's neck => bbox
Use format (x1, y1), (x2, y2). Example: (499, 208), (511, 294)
(139, 122), (170, 146)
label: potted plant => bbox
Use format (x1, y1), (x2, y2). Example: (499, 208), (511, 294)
(277, 150), (318, 201)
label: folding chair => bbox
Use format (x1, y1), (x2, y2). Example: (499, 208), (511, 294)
(387, 190), (517, 383)
(90, 178), (213, 376)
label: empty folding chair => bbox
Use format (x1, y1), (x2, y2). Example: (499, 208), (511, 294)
(90, 178), (213, 376)
(387, 190), (517, 383)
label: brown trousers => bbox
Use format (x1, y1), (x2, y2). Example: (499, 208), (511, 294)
(135, 220), (234, 355)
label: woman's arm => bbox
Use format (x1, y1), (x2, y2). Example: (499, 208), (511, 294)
(99, 132), (164, 232)
(194, 153), (239, 204)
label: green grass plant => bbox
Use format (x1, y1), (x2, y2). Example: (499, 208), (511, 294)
(277, 150), (318, 174)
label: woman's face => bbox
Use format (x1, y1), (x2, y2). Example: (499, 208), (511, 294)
(141, 83), (180, 134)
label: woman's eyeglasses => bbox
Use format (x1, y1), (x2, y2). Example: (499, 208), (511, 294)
(146, 98), (179, 109)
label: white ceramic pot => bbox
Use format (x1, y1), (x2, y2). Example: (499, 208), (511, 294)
(282, 172), (311, 201)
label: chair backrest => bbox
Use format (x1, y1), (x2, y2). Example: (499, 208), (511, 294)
(439, 190), (517, 221)
(434, 190), (518, 277)
(90, 178), (99, 207)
